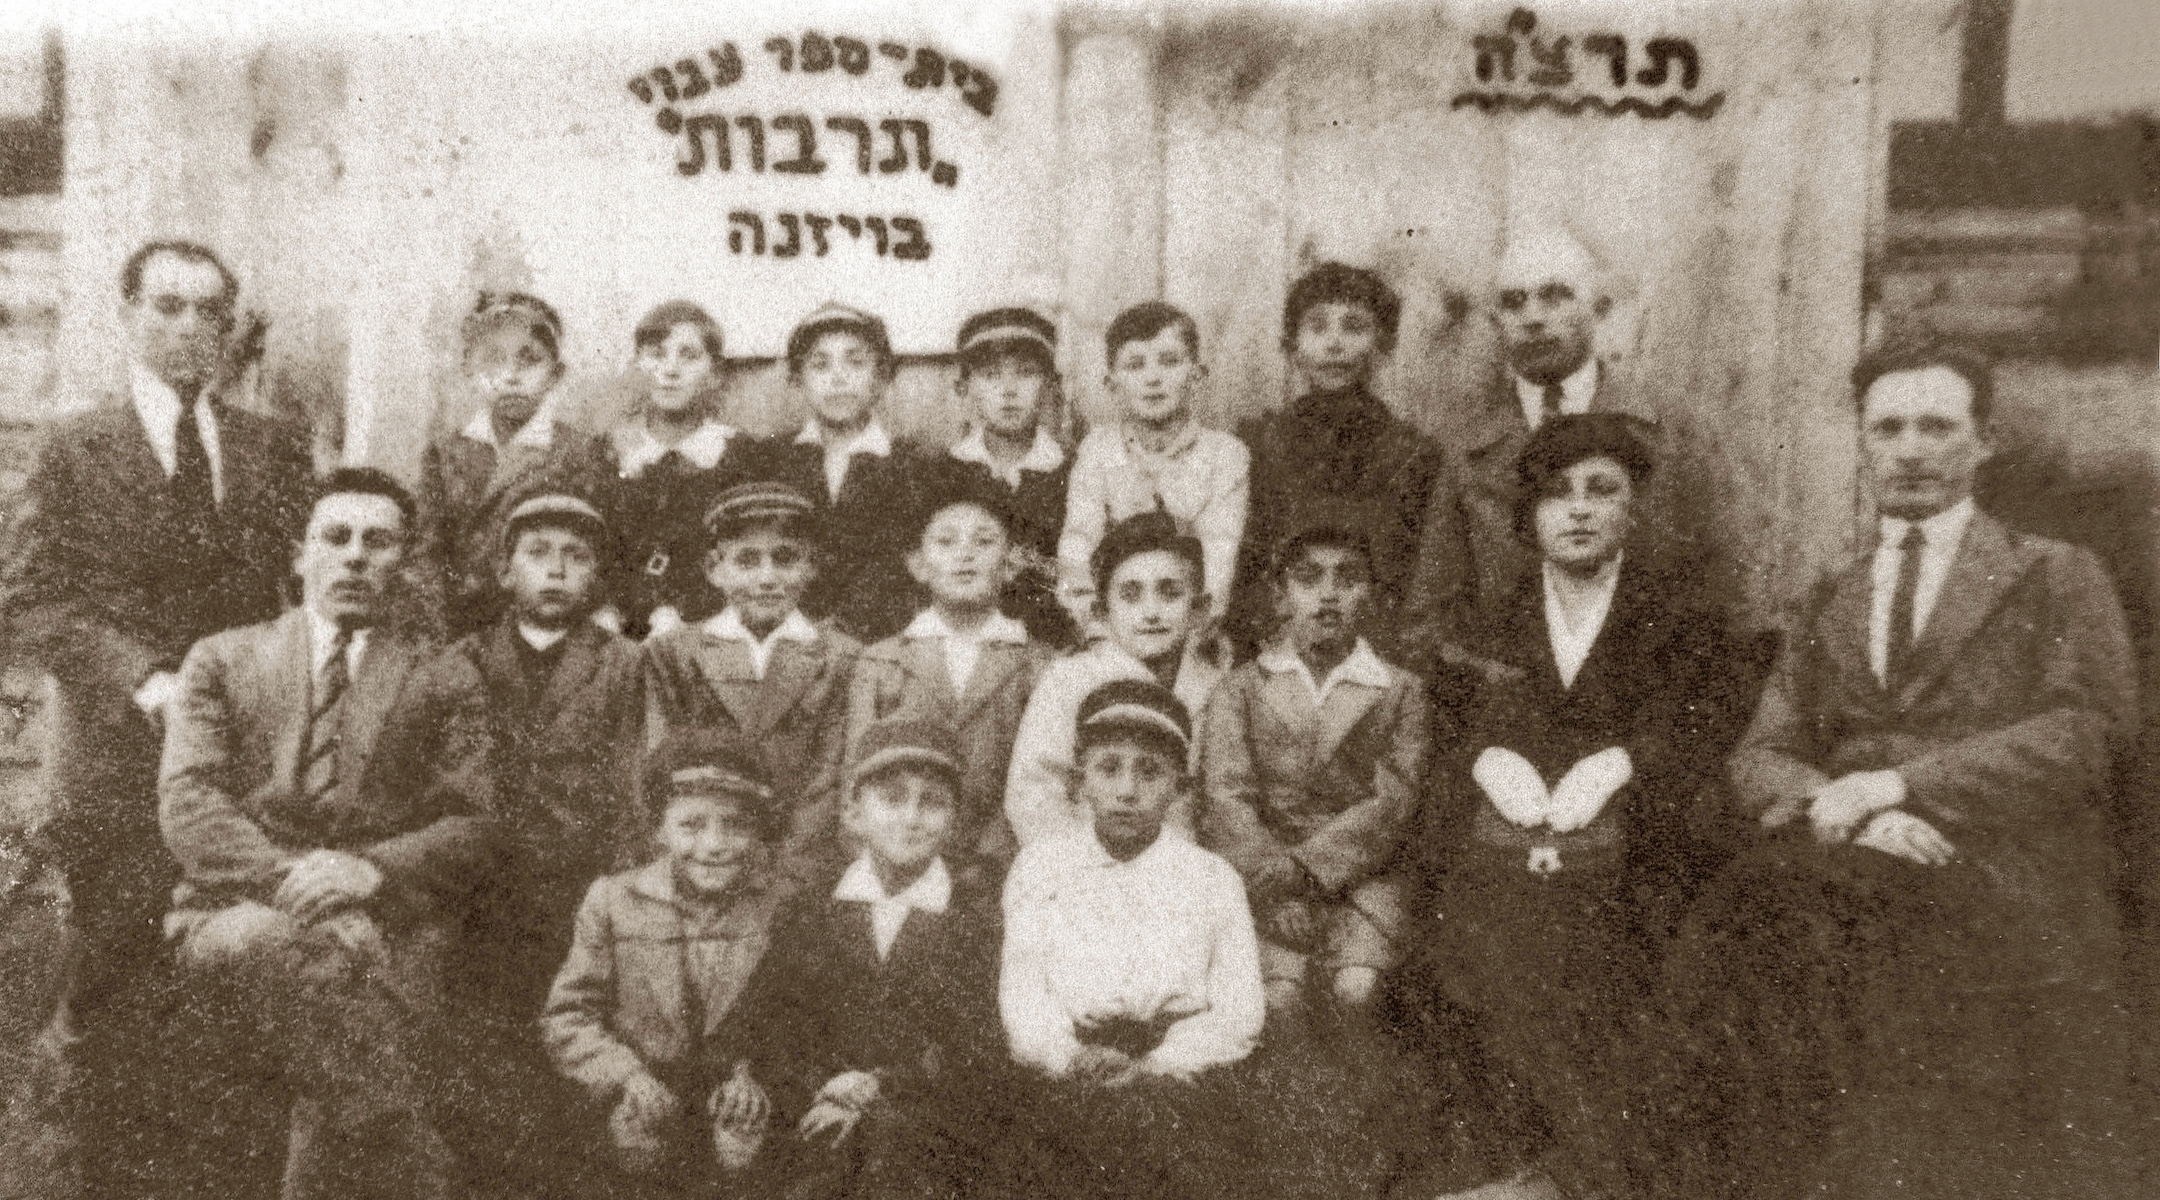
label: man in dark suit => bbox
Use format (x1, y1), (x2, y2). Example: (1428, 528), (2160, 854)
(1399, 225), (1724, 673)
(1716, 345), (2139, 1198)
(159, 468), (495, 1200)
(0, 240), (310, 1190)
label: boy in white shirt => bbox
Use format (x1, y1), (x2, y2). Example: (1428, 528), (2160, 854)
(1057, 300), (1249, 637)
(999, 679), (1263, 1200)
(1005, 512), (1226, 848)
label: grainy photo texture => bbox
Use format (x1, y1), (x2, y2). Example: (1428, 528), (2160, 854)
(0, 1), (2153, 1198)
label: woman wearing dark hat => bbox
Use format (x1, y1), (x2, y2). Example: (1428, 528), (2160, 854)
(1411, 412), (1735, 1198)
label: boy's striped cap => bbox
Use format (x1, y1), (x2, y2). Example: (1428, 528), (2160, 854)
(704, 480), (818, 532)
(957, 307), (1057, 360)
(850, 718), (962, 790)
(645, 730), (782, 837)
(500, 491), (607, 551)
(1076, 679), (1192, 756)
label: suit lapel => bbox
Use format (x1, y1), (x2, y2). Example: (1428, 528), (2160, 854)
(538, 624), (606, 723)
(1816, 556), (1880, 704)
(902, 637), (960, 715)
(1314, 681), (1383, 765)
(1257, 667), (1320, 746)
(750, 639), (823, 738)
(692, 635), (764, 730)
(269, 610), (314, 792)
(1895, 513), (2039, 704)
(954, 641), (1023, 725)
(341, 632), (418, 802)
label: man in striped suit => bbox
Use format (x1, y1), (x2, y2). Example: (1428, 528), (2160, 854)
(158, 468), (496, 1200)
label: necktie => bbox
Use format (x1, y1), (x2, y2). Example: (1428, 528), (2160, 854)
(172, 399), (215, 516)
(1540, 383), (1566, 425)
(1885, 526), (1924, 686)
(304, 630), (351, 807)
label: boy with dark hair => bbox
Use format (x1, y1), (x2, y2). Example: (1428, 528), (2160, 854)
(846, 474), (1054, 874)
(1007, 511), (1226, 848)
(1000, 680), (1263, 1200)
(1200, 519), (1428, 1027)
(947, 306), (1075, 647)
(1058, 300), (1248, 636)
(542, 731), (790, 1194)
(765, 302), (942, 643)
(642, 481), (860, 887)
(734, 719), (1006, 1199)
(1228, 262), (1449, 663)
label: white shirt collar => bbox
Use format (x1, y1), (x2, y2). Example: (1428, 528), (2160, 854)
(702, 606), (819, 679)
(518, 622), (569, 652)
(460, 394), (564, 449)
(902, 607), (1030, 644)
(1257, 637), (1392, 704)
(951, 426), (1064, 487)
(1514, 359), (1599, 430)
(1878, 495), (1976, 557)
(1117, 417), (1201, 462)
(1541, 554), (1623, 689)
(615, 419), (736, 477)
(128, 362), (224, 499)
(303, 606), (370, 679)
(833, 855), (952, 960)
(796, 418), (891, 457)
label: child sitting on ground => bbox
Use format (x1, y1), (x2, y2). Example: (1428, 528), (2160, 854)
(541, 732), (790, 1194)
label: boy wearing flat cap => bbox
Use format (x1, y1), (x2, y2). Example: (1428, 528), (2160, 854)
(643, 480), (861, 888)
(733, 718), (1006, 1200)
(543, 731), (791, 1195)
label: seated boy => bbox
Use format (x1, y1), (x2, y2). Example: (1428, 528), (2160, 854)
(766, 302), (942, 644)
(1057, 301), (1249, 639)
(846, 475), (1053, 874)
(1198, 520), (1429, 1026)
(541, 732), (789, 1193)
(1006, 511), (1225, 848)
(433, 491), (645, 1189)
(643, 481), (859, 887)
(945, 306), (1075, 647)
(1226, 263), (1449, 664)
(999, 680), (1264, 1200)
(734, 719), (1005, 1200)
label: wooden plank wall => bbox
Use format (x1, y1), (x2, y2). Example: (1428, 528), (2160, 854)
(53, 1), (1883, 628)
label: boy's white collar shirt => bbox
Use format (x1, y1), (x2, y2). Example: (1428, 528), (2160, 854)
(1256, 637), (1392, 706)
(1514, 359), (1598, 430)
(616, 419), (736, 477)
(129, 362), (225, 502)
(702, 607), (820, 680)
(1542, 553), (1623, 689)
(1868, 497), (1975, 682)
(303, 607), (369, 680)
(833, 855), (952, 960)
(1117, 417), (1201, 464)
(903, 608), (1029, 695)
(951, 426), (1064, 489)
(460, 394), (564, 449)
(796, 418), (891, 500)
(518, 622), (568, 653)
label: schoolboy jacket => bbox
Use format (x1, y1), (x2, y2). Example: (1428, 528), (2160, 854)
(734, 869), (1004, 1121)
(1197, 645), (1429, 894)
(765, 435), (943, 644)
(846, 625), (1055, 864)
(641, 621), (861, 877)
(435, 618), (645, 877)
(542, 861), (788, 1100)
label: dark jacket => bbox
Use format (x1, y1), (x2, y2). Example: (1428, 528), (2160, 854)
(0, 396), (310, 868)
(764, 436), (942, 644)
(604, 425), (766, 636)
(944, 451), (1076, 648)
(1229, 388), (1450, 663)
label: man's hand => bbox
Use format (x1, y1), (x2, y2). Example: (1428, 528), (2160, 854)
(133, 671), (182, 723)
(816, 1069), (881, 1112)
(1250, 856), (1315, 902)
(1266, 899), (1320, 951)
(1853, 809), (1957, 867)
(798, 1099), (863, 1144)
(611, 1072), (678, 1172)
(712, 1061), (770, 1131)
(1807, 770), (1907, 844)
(273, 850), (383, 924)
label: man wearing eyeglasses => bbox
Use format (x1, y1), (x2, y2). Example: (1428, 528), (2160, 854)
(0, 239), (310, 1194)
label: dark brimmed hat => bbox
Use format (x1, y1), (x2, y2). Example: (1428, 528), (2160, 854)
(645, 731), (780, 837)
(704, 480), (819, 536)
(917, 459), (1016, 535)
(1076, 679), (1192, 758)
(957, 307), (1058, 369)
(500, 491), (607, 554)
(1511, 413), (1656, 544)
(1089, 510), (1203, 602)
(849, 719), (962, 791)
(786, 302), (892, 372)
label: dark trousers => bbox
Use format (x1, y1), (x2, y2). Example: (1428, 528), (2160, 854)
(999, 1069), (1253, 1200)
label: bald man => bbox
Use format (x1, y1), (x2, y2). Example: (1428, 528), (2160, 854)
(1399, 225), (1728, 671)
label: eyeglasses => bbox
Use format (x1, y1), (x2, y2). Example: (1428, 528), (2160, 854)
(145, 294), (233, 321)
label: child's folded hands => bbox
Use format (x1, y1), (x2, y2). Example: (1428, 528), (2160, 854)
(610, 1072), (678, 1173)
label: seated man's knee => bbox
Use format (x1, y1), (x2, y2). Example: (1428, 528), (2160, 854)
(178, 902), (302, 975)
(1331, 965), (1380, 1007)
